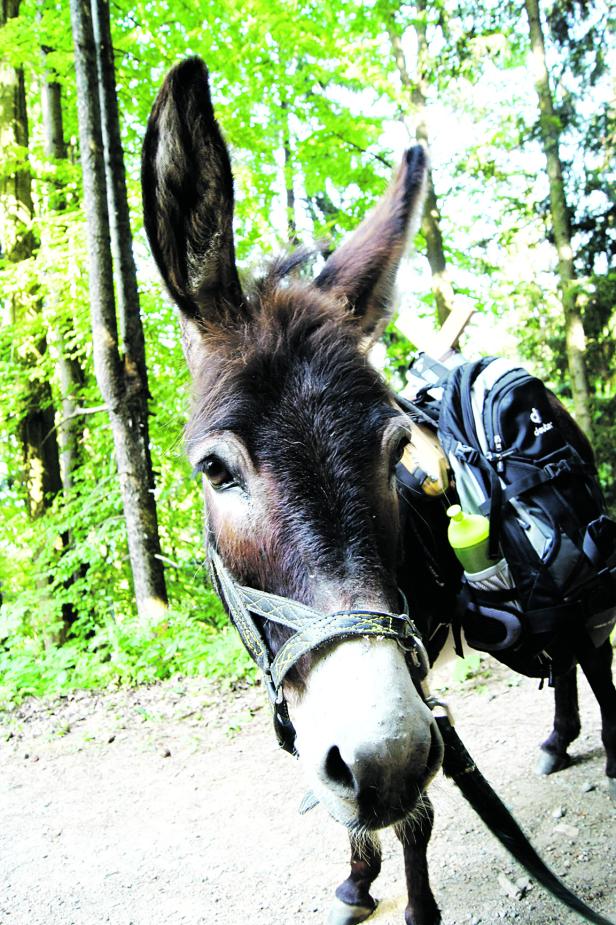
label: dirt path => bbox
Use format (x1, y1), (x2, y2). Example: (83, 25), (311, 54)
(1, 661), (614, 925)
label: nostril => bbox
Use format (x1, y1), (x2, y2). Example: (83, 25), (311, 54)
(324, 745), (355, 790)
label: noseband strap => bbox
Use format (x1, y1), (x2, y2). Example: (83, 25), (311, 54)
(209, 548), (430, 697)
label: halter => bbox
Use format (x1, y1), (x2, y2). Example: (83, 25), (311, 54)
(208, 547), (430, 754)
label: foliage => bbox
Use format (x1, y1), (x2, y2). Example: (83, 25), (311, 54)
(0, 613), (256, 707)
(452, 652), (484, 684)
(0, 0), (614, 704)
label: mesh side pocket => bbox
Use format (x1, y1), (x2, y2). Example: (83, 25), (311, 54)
(465, 558), (519, 608)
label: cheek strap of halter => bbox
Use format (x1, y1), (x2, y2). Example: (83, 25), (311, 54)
(208, 547), (430, 754)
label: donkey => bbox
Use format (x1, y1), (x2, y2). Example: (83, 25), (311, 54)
(142, 57), (616, 925)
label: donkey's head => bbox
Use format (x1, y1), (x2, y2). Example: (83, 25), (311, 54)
(142, 58), (442, 830)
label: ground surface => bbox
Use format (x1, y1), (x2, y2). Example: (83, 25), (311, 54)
(1, 659), (614, 925)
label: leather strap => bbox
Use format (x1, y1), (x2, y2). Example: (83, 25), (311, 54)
(209, 547), (429, 697)
(210, 548), (271, 673)
(270, 609), (416, 690)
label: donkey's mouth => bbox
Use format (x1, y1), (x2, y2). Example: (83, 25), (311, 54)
(355, 782), (425, 831)
(351, 721), (444, 831)
(306, 718), (446, 832)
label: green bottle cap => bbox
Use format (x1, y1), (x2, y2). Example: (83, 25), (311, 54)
(446, 504), (490, 549)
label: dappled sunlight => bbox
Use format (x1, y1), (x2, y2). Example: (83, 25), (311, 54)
(141, 595), (169, 623)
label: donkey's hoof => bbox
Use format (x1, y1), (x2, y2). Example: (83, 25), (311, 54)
(327, 897), (378, 925)
(608, 778), (616, 801)
(536, 749), (571, 776)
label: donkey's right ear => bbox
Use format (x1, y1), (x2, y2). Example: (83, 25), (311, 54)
(141, 57), (243, 323)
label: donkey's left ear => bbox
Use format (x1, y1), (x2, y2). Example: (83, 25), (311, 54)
(314, 145), (427, 339)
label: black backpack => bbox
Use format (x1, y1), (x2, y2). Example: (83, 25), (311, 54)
(408, 356), (616, 680)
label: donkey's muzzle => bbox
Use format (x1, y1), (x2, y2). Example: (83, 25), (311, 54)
(293, 638), (442, 830)
(318, 717), (444, 829)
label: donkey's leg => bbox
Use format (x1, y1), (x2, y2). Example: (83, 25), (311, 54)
(394, 794), (441, 925)
(328, 832), (381, 925)
(537, 664), (581, 775)
(576, 637), (616, 800)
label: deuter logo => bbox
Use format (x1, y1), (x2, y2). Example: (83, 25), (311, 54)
(530, 406), (554, 435)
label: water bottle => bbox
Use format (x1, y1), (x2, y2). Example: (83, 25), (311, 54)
(447, 504), (518, 604)
(446, 504), (492, 573)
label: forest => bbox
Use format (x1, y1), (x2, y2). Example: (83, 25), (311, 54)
(0, 0), (614, 705)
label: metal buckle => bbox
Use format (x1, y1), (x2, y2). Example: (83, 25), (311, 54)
(455, 442), (478, 464)
(401, 619), (430, 681)
(544, 459), (570, 480)
(425, 695), (454, 724)
(262, 669), (279, 705)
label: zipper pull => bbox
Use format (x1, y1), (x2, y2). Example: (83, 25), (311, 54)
(493, 434), (505, 472)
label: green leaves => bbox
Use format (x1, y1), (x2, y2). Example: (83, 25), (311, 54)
(1, 0), (614, 706)
(0, 615), (254, 707)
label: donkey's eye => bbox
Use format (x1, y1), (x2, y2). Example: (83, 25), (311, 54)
(198, 455), (236, 489)
(392, 435), (410, 467)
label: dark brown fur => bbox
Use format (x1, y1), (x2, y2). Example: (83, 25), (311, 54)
(142, 58), (426, 680)
(142, 57), (616, 925)
(184, 276), (405, 663)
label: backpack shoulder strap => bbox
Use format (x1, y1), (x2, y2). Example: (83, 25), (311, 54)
(438, 358), (494, 451)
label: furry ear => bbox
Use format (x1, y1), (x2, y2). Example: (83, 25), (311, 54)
(314, 145), (428, 338)
(141, 57), (243, 323)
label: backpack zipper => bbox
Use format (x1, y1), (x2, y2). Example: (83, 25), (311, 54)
(486, 373), (534, 472)
(486, 438), (516, 473)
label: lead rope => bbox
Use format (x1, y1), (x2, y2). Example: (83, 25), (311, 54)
(427, 697), (615, 925)
(211, 547), (613, 923)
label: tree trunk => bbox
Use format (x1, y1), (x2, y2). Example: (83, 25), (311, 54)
(387, 2), (456, 327)
(0, 0), (64, 518)
(0, 0), (32, 263)
(41, 70), (67, 161)
(1, 3), (78, 638)
(91, 0), (148, 390)
(41, 49), (85, 492)
(70, 0), (168, 619)
(280, 100), (298, 245)
(524, 0), (593, 439)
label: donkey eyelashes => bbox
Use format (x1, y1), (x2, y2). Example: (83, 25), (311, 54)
(382, 419), (412, 479)
(391, 435), (410, 472)
(193, 454), (240, 491)
(388, 436), (411, 485)
(189, 432), (258, 494)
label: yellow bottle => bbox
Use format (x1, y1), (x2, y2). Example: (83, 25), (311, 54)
(446, 504), (492, 574)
